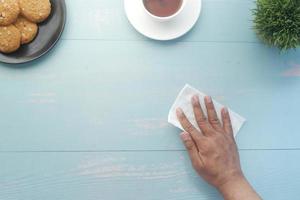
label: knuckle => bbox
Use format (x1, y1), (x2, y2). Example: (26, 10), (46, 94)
(223, 113), (229, 118)
(186, 124), (194, 132)
(224, 113), (231, 121)
(208, 102), (213, 108)
(196, 118), (207, 126)
(194, 102), (201, 109)
(209, 117), (220, 125)
(225, 124), (233, 133)
(224, 115), (230, 121)
(185, 140), (194, 150)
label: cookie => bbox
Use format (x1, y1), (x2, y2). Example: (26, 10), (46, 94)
(0, 0), (20, 26)
(19, 0), (51, 23)
(0, 25), (21, 53)
(14, 16), (38, 44)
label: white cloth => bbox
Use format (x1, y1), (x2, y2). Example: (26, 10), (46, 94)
(168, 84), (246, 137)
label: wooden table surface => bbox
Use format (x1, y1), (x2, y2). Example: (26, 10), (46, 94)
(1, 0), (300, 199)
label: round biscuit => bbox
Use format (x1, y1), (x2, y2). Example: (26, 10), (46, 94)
(14, 16), (38, 44)
(0, 24), (21, 53)
(19, 0), (51, 23)
(0, 0), (20, 26)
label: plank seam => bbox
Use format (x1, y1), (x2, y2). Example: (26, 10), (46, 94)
(60, 38), (260, 44)
(0, 148), (300, 153)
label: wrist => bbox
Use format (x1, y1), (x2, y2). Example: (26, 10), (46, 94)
(216, 172), (246, 194)
(216, 172), (262, 200)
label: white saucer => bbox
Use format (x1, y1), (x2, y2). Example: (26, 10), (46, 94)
(124, 0), (202, 41)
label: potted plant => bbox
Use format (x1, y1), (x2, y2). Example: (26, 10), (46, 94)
(253, 0), (300, 51)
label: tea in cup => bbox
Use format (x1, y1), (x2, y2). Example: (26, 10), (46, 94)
(143, 0), (186, 21)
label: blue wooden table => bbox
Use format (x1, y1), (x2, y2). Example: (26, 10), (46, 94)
(1, 0), (300, 199)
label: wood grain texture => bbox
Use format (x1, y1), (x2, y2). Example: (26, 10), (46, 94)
(0, 40), (299, 151)
(0, 151), (300, 200)
(62, 0), (257, 42)
(0, 0), (300, 199)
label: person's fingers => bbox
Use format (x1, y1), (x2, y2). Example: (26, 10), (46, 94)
(204, 96), (223, 131)
(191, 95), (213, 136)
(221, 107), (234, 136)
(180, 132), (203, 169)
(176, 108), (203, 143)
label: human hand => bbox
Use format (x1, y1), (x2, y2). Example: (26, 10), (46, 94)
(176, 95), (243, 189)
(176, 95), (261, 200)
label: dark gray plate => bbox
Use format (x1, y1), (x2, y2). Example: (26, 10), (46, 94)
(0, 0), (66, 64)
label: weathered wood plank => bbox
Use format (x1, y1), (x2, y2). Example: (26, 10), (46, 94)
(63, 0), (257, 42)
(0, 40), (299, 150)
(0, 150), (299, 200)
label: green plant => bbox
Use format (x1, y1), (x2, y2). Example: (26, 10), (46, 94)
(253, 0), (300, 50)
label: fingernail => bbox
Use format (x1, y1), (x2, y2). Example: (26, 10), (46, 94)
(180, 132), (190, 141)
(205, 96), (212, 103)
(192, 95), (199, 105)
(176, 108), (184, 116)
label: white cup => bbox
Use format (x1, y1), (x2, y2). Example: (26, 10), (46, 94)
(142, 0), (186, 22)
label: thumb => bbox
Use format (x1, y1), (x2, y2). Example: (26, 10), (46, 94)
(180, 132), (203, 169)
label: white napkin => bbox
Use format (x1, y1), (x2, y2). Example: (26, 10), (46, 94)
(168, 84), (246, 137)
